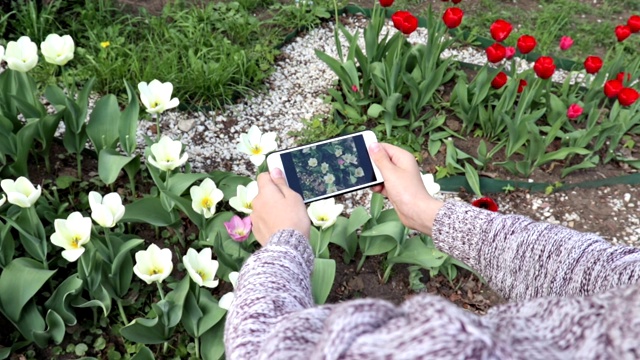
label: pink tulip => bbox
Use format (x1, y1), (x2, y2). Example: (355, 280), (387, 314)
(559, 36), (573, 51)
(224, 215), (252, 242)
(351, 85), (359, 92)
(505, 46), (516, 60)
(567, 104), (583, 119)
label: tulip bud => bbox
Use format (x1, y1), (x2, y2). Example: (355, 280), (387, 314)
(517, 79), (527, 94)
(485, 43), (506, 63)
(559, 36), (573, 51)
(40, 34), (75, 66)
(628, 15), (640, 33)
(442, 7), (464, 29)
(489, 19), (512, 42)
(516, 35), (537, 54)
(504, 46), (516, 60)
(603, 79), (623, 98)
(379, 0), (393, 7)
(4, 36), (38, 73)
(307, 198), (344, 229)
(615, 25), (632, 42)
(391, 11), (418, 35)
(533, 56), (556, 80)
(618, 88), (639, 107)
(491, 72), (508, 89)
(583, 56), (603, 74)
(566, 104), (583, 120)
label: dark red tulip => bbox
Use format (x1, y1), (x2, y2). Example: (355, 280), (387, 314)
(391, 11), (418, 35)
(615, 25), (632, 42)
(379, 0), (394, 7)
(518, 79), (527, 93)
(628, 15), (640, 33)
(533, 56), (556, 79)
(618, 88), (639, 107)
(485, 43), (506, 63)
(603, 79), (623, 98)
(442, 7), (464, 29)
(583, 56), (603, 74)
(472, 197), (499, 212)
(490, 19), (513, 42)
(516, 35), (537, 54)
(491, 72), (508, 89)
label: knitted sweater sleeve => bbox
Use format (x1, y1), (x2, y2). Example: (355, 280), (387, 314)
(431, 201), (640, 301)
(223, 229), (316, 360)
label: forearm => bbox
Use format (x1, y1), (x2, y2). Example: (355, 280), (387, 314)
(224, 229), (315, 359)
(431, 201), (640, 301)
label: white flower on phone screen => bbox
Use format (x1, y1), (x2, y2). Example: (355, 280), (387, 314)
(354, 167), (364, 177)
(343, 154), (357, 164)
(324, 174), (335, 184)
(308, 158), (318, 167)
(334, 148), (343, 157)
(320, 162), (329, 173)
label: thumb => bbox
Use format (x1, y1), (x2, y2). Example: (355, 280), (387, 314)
(368, 142), (394, 172)
(269, 168), (290, 191)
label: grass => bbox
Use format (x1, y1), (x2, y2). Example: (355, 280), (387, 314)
(1, 0), (332, 109)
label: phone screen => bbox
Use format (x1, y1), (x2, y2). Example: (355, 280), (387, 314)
(280, 134), (378, 202)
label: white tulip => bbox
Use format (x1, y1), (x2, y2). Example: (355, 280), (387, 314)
(183, 248), (220, 288)
(88, 191), (125, 228)
(50, 212), (92, 262)
(137, 80), (180, 114)
(0, 177), (41, 208)
(0, 195), (5, 207)
(0, 45), (4, 62)
(236, 125), (277, 166)
(133, 244), (173, 284)
(421, 173), (441, 197)
(4, 36), (38, 73)
(40, 34), (75, 66)
(147, 135), (189, 171)
(218, 271), (239, 310)
(229, 181), (258, 214)
(190, 178), (224, 219)
(307, 198), (343, 229)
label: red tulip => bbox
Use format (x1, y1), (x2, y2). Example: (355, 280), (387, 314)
(442, 7), (464, 29)
(566, 104), (583, 119)
(379, 0), (394, 6)
(616, 72), (632, 83)
(490, 19), (512, 42)
(533, 56), (556, 79)
(559, 36), (573, 51)
(472, 197), (499, 212)
(618, 88), (639, 107)
(603, 79), (623, 98)
(615, 25), (632, 42)
(505, 46), (516, 60)
(391, 11), (418, 35)
(583, 56), (603, 74)
(518, 79), (527, 93)
(491, 72), (508, 89)
(452, 0), (462, 3)
(629, 15), (640, 33)
(516, 35), (537, 54)
(486, 43), (506, 63)
(351, 85), (359, 92)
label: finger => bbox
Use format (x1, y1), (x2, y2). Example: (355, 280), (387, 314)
(368, 142), (395, 173)
(257, 172), (285, 197)
(380, 143), (418, 169)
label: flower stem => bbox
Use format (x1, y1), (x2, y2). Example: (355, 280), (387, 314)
(195, 336), (201, 359)
(103, 227), (114, 260)
(27, 207), (48, 269)
(155, 113), (162, 139)
(156, 281), (166, 301)
(116, 299), (129, 325)
(76, 152), (83, 179)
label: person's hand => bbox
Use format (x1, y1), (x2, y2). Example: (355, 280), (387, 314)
(250, 168), (310, 246)
(369, 142), (444, 235)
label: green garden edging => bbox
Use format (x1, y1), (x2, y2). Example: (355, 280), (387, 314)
(438, 173), (640, 194)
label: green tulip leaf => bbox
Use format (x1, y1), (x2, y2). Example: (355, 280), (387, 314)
(0, 258), (56, 322)
(366, 103), (385, 118)
(311, 258), (335, 305)
(130, 346), (155, 360)
(122, 197), (177, 226)
(86, 94), (120, 151)
(120, 80), (140, 156)
(183, 290), (226, 338)
(200, 320), (226, 360)
(44, 274), (83, 326)
(360, 221), (405, 243)
(387, 236), (448, 269)
(72, 284), (112, 317)
(167, 173), (210, 196)
(32, 310), (66, 347)
(120, 302), (172, 344)
(110, 239), (144, 297)
(98, 149), (137, 185)
(347, 207), (370, 235)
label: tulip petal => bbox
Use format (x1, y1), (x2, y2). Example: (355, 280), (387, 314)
(218, 292), (234, 310)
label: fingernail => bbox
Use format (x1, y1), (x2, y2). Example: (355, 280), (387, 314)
(369, 142), (381, 153)
(270, 167), (284, 179)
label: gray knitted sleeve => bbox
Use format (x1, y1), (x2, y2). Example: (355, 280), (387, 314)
(432, 201), (640, 301)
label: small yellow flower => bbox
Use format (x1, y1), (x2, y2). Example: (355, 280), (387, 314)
(100, 41), (110, 48)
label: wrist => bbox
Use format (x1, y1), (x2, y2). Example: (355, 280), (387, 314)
(413, 197), (444, 236)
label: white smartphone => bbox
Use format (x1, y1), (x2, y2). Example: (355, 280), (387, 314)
(266, 130), (384, 203)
